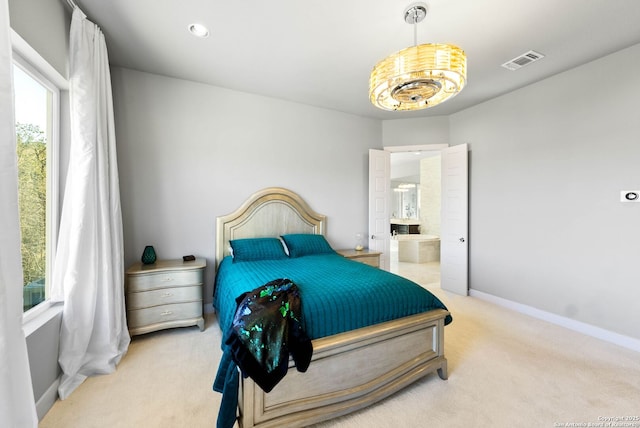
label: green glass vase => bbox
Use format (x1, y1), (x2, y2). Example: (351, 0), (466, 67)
(141, 245), (157, 265)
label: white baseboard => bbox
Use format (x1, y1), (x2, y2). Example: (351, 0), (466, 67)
(469, 289), (640, 353)
(36, 376), (60, 421)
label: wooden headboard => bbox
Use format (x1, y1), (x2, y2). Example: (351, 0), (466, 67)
(215, 187), (327, 266)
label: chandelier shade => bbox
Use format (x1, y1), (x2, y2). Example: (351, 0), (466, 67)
(369, 3), (467, 111)
(369, 42), (466, 111)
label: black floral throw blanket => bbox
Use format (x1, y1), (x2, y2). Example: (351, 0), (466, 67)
(227, 278), (312, 391)
(214, 278), (313, 428)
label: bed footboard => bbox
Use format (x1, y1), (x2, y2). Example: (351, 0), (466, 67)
(238, 308), (449, 428)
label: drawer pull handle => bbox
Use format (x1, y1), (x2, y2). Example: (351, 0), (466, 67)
(161, 292), (173, 297)
(162, 277), (173, 282)
(160, 311), (173, 316)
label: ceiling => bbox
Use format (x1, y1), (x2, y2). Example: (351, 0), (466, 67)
(76, 0), (640, 120)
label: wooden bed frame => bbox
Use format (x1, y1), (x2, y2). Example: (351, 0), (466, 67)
(216, 187), (449, 428)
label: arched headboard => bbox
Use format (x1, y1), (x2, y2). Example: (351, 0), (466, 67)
(215, 187), (327, 266)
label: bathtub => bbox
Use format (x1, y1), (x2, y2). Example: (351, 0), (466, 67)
(394, 234), (440, 263)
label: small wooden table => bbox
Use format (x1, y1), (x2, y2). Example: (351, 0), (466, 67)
(335, 249), (381, 268)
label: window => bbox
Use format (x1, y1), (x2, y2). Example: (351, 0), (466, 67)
(13, 54), (60, 314)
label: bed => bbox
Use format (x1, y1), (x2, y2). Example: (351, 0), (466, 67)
(213, 187), (451, 428)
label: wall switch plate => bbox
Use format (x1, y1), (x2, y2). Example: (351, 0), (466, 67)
(621, 190), (640, 203)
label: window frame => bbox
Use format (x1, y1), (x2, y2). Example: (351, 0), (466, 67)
(12, 30), (67, 324)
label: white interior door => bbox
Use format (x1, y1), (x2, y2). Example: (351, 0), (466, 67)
(440, 144), (469, 295)
(368, 149), (390, 270)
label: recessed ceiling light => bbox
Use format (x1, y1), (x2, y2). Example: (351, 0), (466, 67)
(188, 23), (209, 38)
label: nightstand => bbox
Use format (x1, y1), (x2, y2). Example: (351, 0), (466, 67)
(336, 249), (381, 268)
(125, 258), (206, 336)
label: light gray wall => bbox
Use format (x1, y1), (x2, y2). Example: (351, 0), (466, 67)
(448, 43), (640, 339)
(110, 67), (381, 306)
(26, 312), (62, 418)
(382, 115), (449, 146)
(8, 0), (69, 77)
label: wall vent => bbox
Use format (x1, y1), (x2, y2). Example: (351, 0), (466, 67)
(501, 50), (545, 71)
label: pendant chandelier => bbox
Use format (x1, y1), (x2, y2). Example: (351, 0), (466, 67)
(369, 3), (466, 111)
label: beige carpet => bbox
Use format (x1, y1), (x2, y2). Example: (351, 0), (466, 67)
(39, 263), (640, 428)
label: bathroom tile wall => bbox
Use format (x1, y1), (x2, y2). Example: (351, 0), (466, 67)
(419, 155), (441, 235)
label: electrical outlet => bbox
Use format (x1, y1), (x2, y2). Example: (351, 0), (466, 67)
(620, 191), (640, 203)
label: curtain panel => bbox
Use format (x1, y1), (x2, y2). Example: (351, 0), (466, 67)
(0, 1), (39, 426)
(52, 7), (130, 400)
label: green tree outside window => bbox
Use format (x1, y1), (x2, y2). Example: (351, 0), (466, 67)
(16, 122), (47, 311)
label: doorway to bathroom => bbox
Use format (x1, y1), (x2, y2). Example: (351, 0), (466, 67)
(369, 144), (468, 295)
(390, 148), (441, 288)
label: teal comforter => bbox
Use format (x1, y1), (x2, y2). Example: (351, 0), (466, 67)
(214, 253), (452, 340)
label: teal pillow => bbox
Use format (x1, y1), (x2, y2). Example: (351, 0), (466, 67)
(281, 234), (335, 258)
(230, 238), (288, 263)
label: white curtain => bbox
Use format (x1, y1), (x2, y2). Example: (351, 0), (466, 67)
(51, 8), (130, 399)
(0, 1), (39, 426)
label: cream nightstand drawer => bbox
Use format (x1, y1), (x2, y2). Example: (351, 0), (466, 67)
(127, 269), (203, 292)
(127, 302), (202, 330)
(127, 285), (202, 310)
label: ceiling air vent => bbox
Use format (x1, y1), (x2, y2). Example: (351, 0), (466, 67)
(501, 50), (545, 71)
